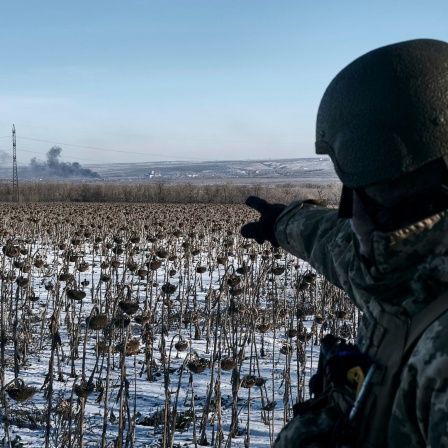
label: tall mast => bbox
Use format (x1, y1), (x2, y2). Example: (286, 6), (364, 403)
(12, 124), (19, 202)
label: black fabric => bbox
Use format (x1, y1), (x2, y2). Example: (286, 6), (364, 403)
(338, 185), (354, 219)
(355, 186), (448, 232)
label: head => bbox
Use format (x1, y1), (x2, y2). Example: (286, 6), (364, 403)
(315, 39), (448, 236)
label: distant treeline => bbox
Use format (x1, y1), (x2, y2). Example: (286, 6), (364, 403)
(0, 181), (342, 206)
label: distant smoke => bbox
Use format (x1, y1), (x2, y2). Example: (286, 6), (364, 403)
(29, 146), (100, 179)
(0, 151), (12, 163)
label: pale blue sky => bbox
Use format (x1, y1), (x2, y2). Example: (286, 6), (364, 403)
(1, 0), (448, 165)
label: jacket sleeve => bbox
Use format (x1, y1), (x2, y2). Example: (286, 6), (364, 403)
(387, 313), (448, 447)
(274, 201), (355, 292)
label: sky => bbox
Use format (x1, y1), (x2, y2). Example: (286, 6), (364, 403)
(1, 0), (448, 166)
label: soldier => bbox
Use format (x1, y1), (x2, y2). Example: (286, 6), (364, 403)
(241, 38), (448, 447)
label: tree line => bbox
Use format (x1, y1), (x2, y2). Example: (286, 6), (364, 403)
(0, 181), (341, 206)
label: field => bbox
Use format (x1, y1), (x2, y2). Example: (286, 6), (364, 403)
(0, 202), (357, 448)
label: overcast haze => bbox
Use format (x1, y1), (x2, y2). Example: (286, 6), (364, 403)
(1, 1), (448, 165)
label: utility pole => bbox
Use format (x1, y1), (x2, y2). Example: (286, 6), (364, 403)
(12, 124), (19, 202)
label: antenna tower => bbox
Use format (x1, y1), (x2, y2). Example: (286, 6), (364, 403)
(12, 124), (19, 202)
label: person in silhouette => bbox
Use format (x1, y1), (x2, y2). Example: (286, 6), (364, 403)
(242, 39), (448, 447)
